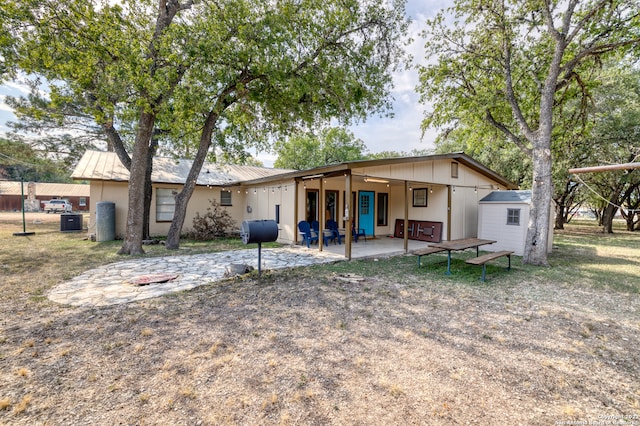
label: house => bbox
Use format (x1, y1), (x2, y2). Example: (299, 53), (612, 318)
(0, 180), (90, 212)
(72, 150), (518, 258)
(477, 190), (554, 256)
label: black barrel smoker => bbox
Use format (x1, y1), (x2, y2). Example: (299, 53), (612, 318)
(240, 220), (279, 276)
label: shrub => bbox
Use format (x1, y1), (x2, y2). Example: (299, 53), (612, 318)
(190, 199), (237, 240)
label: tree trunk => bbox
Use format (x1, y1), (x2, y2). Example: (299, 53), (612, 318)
(602, 204), (618, 234)
(143, 137), (158, 240)
(118, 111), (155, 255)
(554, 202), (565, 230)
(523, 144), (553, 266)
(165, 110), (219, 250)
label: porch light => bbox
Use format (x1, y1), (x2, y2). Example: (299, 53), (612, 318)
(254, 188), (257, 194)
(364, 177), (389, 184)
(430, 187), (433, 193)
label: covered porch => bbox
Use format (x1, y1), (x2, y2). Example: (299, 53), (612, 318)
(314, 235), (431, 259)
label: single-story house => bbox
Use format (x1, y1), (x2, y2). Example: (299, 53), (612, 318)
(72, 150), (518, 258)
(478, 190), (554, 256)
(0, 180), (90, 212)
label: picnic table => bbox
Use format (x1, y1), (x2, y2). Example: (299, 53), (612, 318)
(428, 238), (497, 275)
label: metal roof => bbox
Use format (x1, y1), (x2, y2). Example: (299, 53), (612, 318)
(0, 181), (90, 197)
(72, 151), (293, 186)
(479, 190), (532, 203)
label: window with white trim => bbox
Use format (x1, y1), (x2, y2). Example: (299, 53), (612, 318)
(507, 208), (520, 226)
(156, 188), (176, 222)
(220, 190), (232, 206)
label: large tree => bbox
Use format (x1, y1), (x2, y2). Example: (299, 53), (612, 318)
(580, 64), (640, 233)
(5, 0), (408, 254)
(418, 0), (639, 265)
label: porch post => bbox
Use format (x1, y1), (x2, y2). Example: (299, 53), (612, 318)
(447, 185), (452, 241)
(294, 179), (299, 244)
(345, 172), (352, 260)
(404, 181), (409, 253)
(319, 177), (324, 251)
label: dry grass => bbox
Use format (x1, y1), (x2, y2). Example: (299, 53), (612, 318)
(0, 213), (639, 424)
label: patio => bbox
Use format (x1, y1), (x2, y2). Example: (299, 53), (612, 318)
(309, 234), (431, 259)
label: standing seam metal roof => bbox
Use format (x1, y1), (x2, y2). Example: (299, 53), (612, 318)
(71, 151), (294, 185)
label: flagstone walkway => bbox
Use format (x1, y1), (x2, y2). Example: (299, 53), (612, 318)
(48, 247), (344, 307)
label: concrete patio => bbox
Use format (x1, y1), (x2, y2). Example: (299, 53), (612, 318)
(307, 234), (431, 259)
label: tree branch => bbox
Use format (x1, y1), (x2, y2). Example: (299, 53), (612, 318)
(485, 109), (532, 156)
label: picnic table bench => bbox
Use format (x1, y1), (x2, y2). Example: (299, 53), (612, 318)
(465, 250), (513, 282)
(414, 247), (445, 268)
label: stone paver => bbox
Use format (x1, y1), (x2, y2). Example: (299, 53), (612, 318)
(48, 247), (344, 307)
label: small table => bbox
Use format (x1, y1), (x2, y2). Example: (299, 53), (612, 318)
(428, 238), (497, 275)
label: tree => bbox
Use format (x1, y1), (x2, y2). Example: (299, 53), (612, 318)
(418, 0), (640, 265)
(0, 138), (71, 182)
(5, 0), (408, 253)
(579, 64), (640, 233)
(274, 127), (367, 170)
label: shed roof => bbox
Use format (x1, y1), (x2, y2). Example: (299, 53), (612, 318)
(480, 190), (531, 203)
(0, 181), (90, 197)
(72, 151), (293, 185)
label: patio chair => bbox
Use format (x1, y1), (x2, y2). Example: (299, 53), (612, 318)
(326, 219), (345, 244)
(298, 221), (318, 248)
(311, 220), (333, 246)
(352, 223), (367, 242)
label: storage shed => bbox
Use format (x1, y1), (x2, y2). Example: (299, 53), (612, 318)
(477, 190), (553, 256)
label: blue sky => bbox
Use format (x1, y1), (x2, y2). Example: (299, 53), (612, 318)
(0, 0), (452, 167)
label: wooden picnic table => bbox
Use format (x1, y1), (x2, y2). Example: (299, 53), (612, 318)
(428, 238), (497, 275)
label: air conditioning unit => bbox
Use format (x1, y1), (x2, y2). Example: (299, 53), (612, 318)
(60, 213), (83, 232)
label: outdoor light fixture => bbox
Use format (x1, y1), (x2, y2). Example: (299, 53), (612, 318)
(364, 177), (389, 184)
(302, 174), (323, 180)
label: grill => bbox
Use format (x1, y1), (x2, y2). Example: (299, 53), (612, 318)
(240, 220), (279, 276)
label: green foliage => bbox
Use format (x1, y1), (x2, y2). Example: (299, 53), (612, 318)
(0, 138), (72, 182)
(3, 0), (409, 252)
(189, 200), (237, 241)
(274, 127), (367, 169)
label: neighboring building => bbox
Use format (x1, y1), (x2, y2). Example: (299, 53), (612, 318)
(0, 181), (90, 212)
(478, 190), (554, 256)
(73, 150), (518, 258)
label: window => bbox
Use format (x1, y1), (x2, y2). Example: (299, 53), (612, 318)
(451, 162), (459, 178)
(377, 193), (388, 226)
(79, 197), (87, 207)
(412, 188), (428, 207)
(325, 190), (339, 222)
(220, 190), (232, 206)
(156, 188), (176, 222)
(507, 208), (520, 226)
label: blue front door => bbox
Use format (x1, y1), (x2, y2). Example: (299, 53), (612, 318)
(358, 191), (375, 236)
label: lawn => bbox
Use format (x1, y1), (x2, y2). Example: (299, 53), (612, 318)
(1, 214), (639, 425)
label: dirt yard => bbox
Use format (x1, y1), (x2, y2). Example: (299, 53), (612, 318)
(0, 219), (639, 425)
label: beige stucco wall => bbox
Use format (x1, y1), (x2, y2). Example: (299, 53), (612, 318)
(88, 181), (246, 239)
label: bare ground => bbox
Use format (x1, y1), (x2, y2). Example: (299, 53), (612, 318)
(1, 264), (639, 425)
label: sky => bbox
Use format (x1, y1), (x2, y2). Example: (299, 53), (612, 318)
(0, 0), (453, 168)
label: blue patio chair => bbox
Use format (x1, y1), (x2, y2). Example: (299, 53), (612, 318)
(326, 219), (345, 244)
(352, 223), (367, 242)
(298, 221), (318, 248)
(311, 220), (333, 246)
